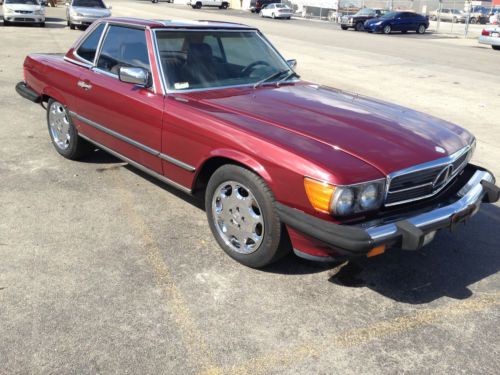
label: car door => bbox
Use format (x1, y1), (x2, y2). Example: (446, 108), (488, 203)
(391, 13), (403, 31)
(75, 24), (164, 174)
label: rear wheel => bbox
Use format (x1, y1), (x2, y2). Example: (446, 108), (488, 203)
(341, 25), (348, 30)
(272, 13), (276, 19)
(195, 2), (202, 8)
(383, 24), (391, 34)
(417, 24), (426, 34)
(47, 99), (93, 160)
(219, 2), (228, 9)
(493, 45), (500, 51)
(3, 20), (11, 26)
(205, 165), (290, 268)
(355, 22), (364, 31)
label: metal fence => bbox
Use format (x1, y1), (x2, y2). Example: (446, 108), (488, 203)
(285, 0), (499, 36)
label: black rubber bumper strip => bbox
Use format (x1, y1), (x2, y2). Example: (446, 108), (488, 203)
(15, 82), (41, 103)
(276, 203), (374, 254)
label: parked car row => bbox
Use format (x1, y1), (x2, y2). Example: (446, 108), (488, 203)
(2, 0), (46, 27)
(341, 9), (429, 34)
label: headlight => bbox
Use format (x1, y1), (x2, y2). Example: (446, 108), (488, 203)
(304, 177), (386, 216)
(5, 7), (15, 13)
(375, 21), (383, 25)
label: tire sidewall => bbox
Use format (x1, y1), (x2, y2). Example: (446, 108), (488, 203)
(205, 165), (285, 268)
(47, 99), (81, 159)
(383, 25), (391, 34)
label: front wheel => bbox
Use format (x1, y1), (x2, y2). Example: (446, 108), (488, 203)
(205, 165), (290, 268)
(47, 99), (93, 160)
(355, 22), (364, 31)
(341, 25), (348, 30)
(383, 24), (391, 34)
(417, 24), (426, 34)
(493, 45), (500, 51)
(220, 2), (228, 9)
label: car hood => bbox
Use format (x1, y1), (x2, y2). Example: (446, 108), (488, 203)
(183, 83), (472, 175)
(71, 6), (110, 16)
(3, 4), (42, 11)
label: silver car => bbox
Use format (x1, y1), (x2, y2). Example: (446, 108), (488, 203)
(66, 0), (111, 30)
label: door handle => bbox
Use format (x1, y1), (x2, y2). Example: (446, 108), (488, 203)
(77, 80), (92, 90)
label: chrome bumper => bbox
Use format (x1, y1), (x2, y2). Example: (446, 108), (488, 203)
(278, 167), (498, 256)
(367, 169), (496, 248)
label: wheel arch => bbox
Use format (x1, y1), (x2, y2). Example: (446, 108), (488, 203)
(192, 150), (273, 197)
(41, 86), (67, 107)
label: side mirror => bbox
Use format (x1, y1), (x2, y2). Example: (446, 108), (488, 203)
(119, 67), (150, 87)
(287, 59), (297, 69)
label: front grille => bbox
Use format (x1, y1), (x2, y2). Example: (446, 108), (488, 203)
(385, 147), (470, 206)
(15, 10), (33, 14)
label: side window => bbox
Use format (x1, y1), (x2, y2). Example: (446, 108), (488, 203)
(97, 26), (150, 75)
(76, 23), (105, 63)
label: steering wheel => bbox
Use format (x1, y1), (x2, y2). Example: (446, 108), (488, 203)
(241, 60), (271, 76)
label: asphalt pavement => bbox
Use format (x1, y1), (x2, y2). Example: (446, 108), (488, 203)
(1, 2), (499, 374)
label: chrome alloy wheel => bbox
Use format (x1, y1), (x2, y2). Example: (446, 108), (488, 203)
(211, 181), (264, 254)
(48, 101), (71, 150)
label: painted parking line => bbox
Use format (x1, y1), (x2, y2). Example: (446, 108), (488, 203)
(201, 292), (500, 375)
(112, 171), (222, 375)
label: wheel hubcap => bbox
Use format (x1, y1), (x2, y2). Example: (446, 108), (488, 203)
(212, 181), (264, 254)
(49, 102), (71, 150)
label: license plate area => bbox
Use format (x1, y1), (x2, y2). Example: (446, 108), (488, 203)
(492, 33), (499, 38)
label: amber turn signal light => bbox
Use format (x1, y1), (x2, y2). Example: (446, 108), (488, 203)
(367, 245), (386, 258)
(304, 177), (336, 214)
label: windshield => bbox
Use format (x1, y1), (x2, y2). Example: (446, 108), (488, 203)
(380, 11), (398, 19)
(155, 30), (295, 91)
(72, 0), (105, 8)
(275, 4), (287, 8)
(356, 8), (375, 16)
(5, 0), (40, 4)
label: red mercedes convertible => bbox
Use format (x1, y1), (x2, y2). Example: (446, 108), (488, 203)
(16, 18), (499, 268)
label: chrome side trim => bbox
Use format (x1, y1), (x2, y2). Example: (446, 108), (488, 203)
(69, 111), (196, 172)
(63, 56), (92, 69)
(368, 170), (494, 244)
(159, 153), (196, 172)
(79, 133), (192, 194)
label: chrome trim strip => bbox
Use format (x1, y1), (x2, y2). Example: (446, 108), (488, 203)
(63, 56), (92, 69)
(367, 170), (495, 244)
(388, 182), (433, 194)
(384, 145), (471, 206)
(159, 153), (196, 172)
(92, 22), (109, 66)
(79, 133), (192, 194)
(69, 111), (196, 172)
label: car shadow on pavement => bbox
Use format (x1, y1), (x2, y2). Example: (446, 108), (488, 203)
(328, 203), (500, 304)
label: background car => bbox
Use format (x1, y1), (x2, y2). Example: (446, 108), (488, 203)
(260, 3), (292, 19)
(66, 0), (111, 30)
(364, 11), (429, 34)
(479, 26), (500, 50)
(187, 0), (229, 9)
(250, 0), (280, 14)
(340, 8), (386, 31)
(2, 0), (45, 27)
(429, 8), (466, 23)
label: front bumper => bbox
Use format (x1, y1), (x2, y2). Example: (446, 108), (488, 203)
(70, 15), (103, 26)
(278, 166), (499, 257)
(479, 35), (500, 47)
(4, 15), (45, 23)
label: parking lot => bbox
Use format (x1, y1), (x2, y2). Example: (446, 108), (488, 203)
(1, 1), (499, 374)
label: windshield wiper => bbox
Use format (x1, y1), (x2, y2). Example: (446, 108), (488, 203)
(253, 69), (289, 89)
(277, 71), (300, 86)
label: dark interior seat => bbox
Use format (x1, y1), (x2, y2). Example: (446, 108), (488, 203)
(183, 43), (217, 86)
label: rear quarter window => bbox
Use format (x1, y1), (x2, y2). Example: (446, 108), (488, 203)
(76, 23), (105, 63)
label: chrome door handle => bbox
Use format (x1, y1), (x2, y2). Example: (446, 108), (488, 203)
(77, 80), (92, 90)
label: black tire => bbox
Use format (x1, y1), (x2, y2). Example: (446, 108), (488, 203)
(3, 20), (10, 26)
(286, 17), (291, 20)
(416, 24), (426, 34)
(205, 165), (290, 268)
(195, 2), (202, 9)
(431, 15), (437, 21)
(46, 99), (93, 160)
(69, 23), (75, 30)
(220, 2), (228, 9)
(383, 24), (391, 34)
(39, 22), (45, 27)
(341, 25), (348, 30)
(355, 22), (364, 31)
(493, 46), (500, 51)
(470, 17), (477, 24)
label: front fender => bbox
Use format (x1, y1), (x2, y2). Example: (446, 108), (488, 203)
(202, 148), (273, 185)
